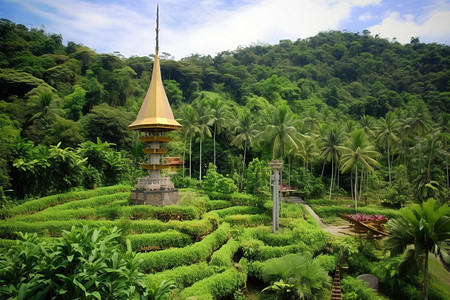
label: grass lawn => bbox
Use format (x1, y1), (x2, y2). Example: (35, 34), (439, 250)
(428, 256), (450, 292)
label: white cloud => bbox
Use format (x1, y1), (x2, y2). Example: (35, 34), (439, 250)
(368, 4), (450, 44)
(7, 0), (383, 59)
(359, 12), (373, 21)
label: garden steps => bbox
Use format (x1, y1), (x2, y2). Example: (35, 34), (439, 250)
(330, 267), (342, 300)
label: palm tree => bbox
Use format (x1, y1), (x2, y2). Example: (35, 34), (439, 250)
(28, 89), (63, 123)
(320, 125), (345, 200)
(208, 97), (230, 166)
(258, 105), (303, 160)
(231, 110), (258, 188)
(193, 99), (213, 184)
(385, 198), (450, 300)
(375, 112), (401, 184)
(439, 113), (450, 189)
(360, 115), (375, 138)
(337, 130), (379, 211)
(405, 101), (433, 138)
(176, 104), (199, 178)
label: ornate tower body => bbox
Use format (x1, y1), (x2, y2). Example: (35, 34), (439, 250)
(128, 6), (182, 205)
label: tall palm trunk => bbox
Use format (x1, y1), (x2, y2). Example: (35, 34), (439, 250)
(387, 139), (391, 184)
(213, 125), (216, 166)
(329, 156), (334, 200)
(199, 139), (203, 184)
(183, 134), (187, 179)
(354, 165), (358, 213)
(189, 136), (193, 177)
(240, 141), (247, 191)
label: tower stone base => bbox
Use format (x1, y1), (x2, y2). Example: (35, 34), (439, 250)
(130, 189), (179, 206)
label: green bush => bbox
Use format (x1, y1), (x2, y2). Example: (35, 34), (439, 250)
(222, 214), (272, 227)
(206, 200), (232, 211)
(314, 254), (338, 272)
(241, 238), (309, 261)
(126, 230), (192, 251)
(179, 257), (248, 299)
(4, 185), (130, 217)
(202, 163), (237, 199)
(144, 262), (216, 289)
(312, 205), (400, 219)
(230, 192), (265, 207)
(341, 275), (383, 300)
(215, 206), (264, 218)
(210, 238), (240, 267)
(0, 226), (147, 299)
(139, 223), (231, 272)
(119, 204), (201, 221)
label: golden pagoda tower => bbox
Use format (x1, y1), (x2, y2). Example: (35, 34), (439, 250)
(128, 6), (182, 205)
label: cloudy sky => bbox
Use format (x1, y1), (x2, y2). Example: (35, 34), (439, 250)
(1, 0), (449, 59)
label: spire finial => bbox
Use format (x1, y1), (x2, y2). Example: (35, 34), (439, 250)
(156, 4), (159, 54)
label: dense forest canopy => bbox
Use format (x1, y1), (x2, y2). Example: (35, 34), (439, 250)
(0, 18), (448, 204)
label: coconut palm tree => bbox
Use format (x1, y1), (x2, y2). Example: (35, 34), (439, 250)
(375, 111), (401, 184)
(231, 110), (258, 188)
(337, 130), (379, 211)
(208, 97), (230, 166)
(193, 99), (213, 184)
(258, 105), (303, 160)
(176, 104), (199, 178)
(320, 125), (346, 200)
(28, 89), (63, 123)
(385, 198), (450, 300)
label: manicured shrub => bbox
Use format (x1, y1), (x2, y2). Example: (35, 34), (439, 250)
(179, 258), (248, 299)
(144, 262), (216, 289)
(312, 205), (400, 219)
(4, 185), (130, 217)
(206, 200), (232, 211)
(241, 238), (309, 261)
(119, 204), (201, 221)
(230, 192), (264, 207)
(139, 223), (231, 272)
(222, 214), (271, 227)
(126, 230), (192, 251)
(210, 238), (240, 267)
(314, 254), (338, 272)
(215, 206), (264, 218)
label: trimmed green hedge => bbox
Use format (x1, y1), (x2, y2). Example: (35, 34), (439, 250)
(311, 205), (400, 219)
(139, 223), (231, 272)
(210, 238), (240, 267)
(222, 214), (271, 227)
(37, 192), (130, 211)
(230, 192), (264, 207)
(178, 258), (248, 299)
(2, 185), (130, 218)
(206, 200), (232, 211)
(126, 230), (192, 251)
(144, 262), (216, 289)
(119, 205), (201, 221)
(215, 206), (264, 218)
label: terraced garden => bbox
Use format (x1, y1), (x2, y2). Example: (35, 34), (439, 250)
(0, 185), (336, 299)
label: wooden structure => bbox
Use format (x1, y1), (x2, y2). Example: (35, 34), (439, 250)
(339, 214), (390, 238)
(128, 6), (182, 206)
(331, 266), (342, 300)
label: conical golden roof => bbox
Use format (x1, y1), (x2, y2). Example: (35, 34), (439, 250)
(128, 52), (182, 131)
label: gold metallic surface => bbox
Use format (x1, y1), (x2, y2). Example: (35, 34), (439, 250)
(128, 52), (182, 131)
(142, 148), (168, 154)
(141, 164), (171, 170)
(140, 136), (173, 143)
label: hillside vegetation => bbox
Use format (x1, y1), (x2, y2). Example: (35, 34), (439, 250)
(0, 18), (448, 205)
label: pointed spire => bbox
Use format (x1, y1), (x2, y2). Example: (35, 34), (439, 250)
(128, 5), (181, 132)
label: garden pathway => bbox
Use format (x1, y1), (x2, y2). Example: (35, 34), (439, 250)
(286, 196), (349, 236)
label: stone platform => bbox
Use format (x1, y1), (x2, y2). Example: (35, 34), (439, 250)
(130, 189), (179, 206)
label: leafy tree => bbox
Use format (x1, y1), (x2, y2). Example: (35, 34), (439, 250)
(63, 85), (86, 121)
(176, 104), (199, 178)
(337, 130), (379, 210)
(231, 110), (258, 188)
(385, 198), (450, 300)
(375, 111), (401, 184)
(208, 97), (230, 166)
(258, 105), (302, 160)
(43, 115), (84, 147)
(82, 103), (134, 150)
(192, 98), (213, 184)
(320, 125), (345, 199)
(244, 158), (269, 197)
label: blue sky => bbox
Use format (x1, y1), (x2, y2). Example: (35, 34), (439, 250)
(1, 0), (449, 59)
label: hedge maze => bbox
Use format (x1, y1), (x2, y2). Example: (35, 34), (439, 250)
(0, 185), (333, 299)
